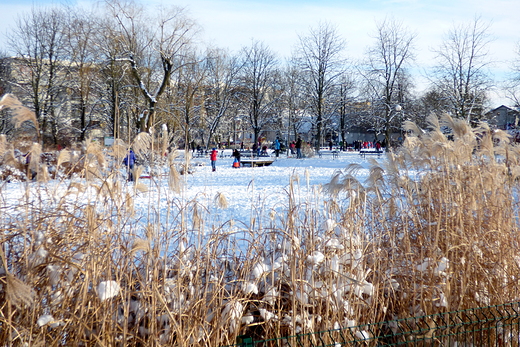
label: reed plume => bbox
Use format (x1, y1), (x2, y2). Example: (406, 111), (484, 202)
(215, 192), (228, 209)
(57, 148), (71, 168)
(133, 132), (153, 158)
(0, 93), (40, 141)
(6, 274), (34, 309)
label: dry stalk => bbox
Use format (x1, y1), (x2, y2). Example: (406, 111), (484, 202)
(0, 115), (519, 346)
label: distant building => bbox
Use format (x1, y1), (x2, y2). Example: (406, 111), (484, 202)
(485, 105), (520, 130)
(0, 56), (109, 146)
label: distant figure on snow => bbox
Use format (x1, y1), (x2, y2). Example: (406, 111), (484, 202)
(274, 137), (281, 158)
(232, 149), (241, 168)
(123, 149), (136, 181)
(210, 148), (218, 172)
(24, 152), (37, 180)
(289, 141), (295, 155)
(295, 138), (302, 159)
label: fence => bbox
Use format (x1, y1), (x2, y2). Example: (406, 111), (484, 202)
(228, 301), (520, 346)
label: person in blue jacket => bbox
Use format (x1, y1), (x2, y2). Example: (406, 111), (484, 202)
(274, 137), (281, 158)
(123, 149), (136, 181)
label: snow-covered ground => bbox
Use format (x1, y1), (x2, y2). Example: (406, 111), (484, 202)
(0, 150), (385, 246)
(147, 150), (381, 226)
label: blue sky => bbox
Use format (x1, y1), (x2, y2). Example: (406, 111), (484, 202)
(0, 0), (519, 106)
(158, 0), (520, 106)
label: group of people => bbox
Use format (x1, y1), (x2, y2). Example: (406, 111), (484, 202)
(124, 137), (380, 179)
(122, 136), (388, 179)
(351, 140), (383, 151)
(288, 138), (303, 158)
(210, 148), (242, 172)
(122, 138), (291, 179)
(251, 142), (270, 157)
(210, 136), (283, 172)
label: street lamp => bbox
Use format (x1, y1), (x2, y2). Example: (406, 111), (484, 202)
(395, 105), (404, 144)
(233, 117), (242, 149)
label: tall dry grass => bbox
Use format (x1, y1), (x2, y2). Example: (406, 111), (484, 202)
(0, 113), (519, 346)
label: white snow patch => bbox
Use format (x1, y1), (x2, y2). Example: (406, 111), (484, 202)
(307, 251), (325, 265)
(97, 281), (121, 301)
(37, 314), (54, 327)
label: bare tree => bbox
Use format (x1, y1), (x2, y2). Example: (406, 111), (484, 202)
(104, 0), (198, 133)
(0, 50), (10, 95)
(62, 8), (101, 143)
(0, 51), (15, 136)
(431, 16), (493, 121)
(504, 42), (520, 109)
(281, 64), (307, 146)
(334, 73), (356, 149)
(238, 40), (280, 146)
(168, 49), (207, 149)
(202, 48), (242, 149)
(361, 18), (415, 146)
(8, 6), (71, 145)
(96, 11), (138, 142)
(293, 22), (346, 150)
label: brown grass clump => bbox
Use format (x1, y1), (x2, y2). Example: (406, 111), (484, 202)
(379, 114), (520, 314)
(0, 93), (40, 143)
(0, 114), (519, 346)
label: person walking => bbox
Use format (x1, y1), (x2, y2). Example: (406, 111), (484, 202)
(123, 149), (137, 181)
(274, 137), (281, 158)
(210, 148), (218, 172)
(295, 138), (302, 159)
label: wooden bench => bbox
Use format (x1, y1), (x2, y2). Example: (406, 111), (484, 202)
(240, 158), (275, 167)
(359, 149), (384, 158)
(317, 150), (339, 159)
(239, 151), (254, 158)
(239, 150), (271, 158)
(194, 150), (207, 158)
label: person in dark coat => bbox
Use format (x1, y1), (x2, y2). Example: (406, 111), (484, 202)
(123, 149), (137, 181)
(295, 138), (302, 159)
(232, 149), (241, 168)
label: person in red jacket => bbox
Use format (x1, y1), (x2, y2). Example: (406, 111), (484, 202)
(210, 148), (218, 172)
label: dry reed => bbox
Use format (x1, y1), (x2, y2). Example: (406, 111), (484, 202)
(0, 113), (519, 346)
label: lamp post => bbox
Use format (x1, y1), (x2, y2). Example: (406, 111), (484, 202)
(234, 117), (242, 149)
(395, 104), (403, 145)
(233, 118), (237, 149)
